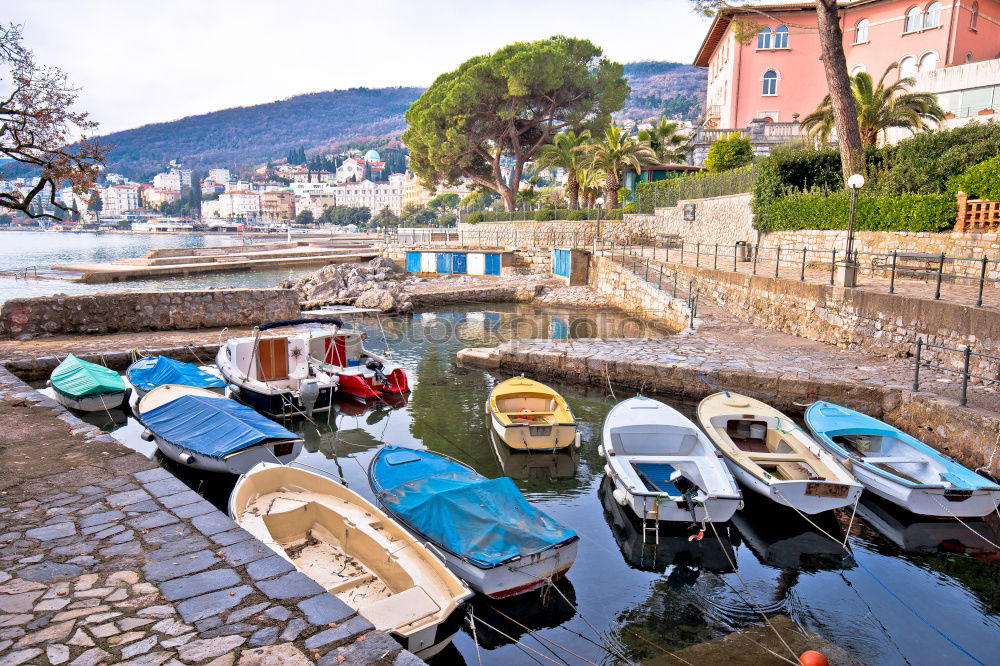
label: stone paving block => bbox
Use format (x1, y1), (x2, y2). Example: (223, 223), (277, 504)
(159, 569), (241, 601)
(176, 586), (253, 623)
(255, 572), (324, 600)
(192, 512), (237, 536)
(108, 529), (136, 545)
(141, 524), (191, 545)
(142, 550), (219, 582)
(219, 540), (270, 567)
(172, 500), (217, 520)
(158, 490), (203, 510)
(247, 625), (280, 648)
(99, 541), (143, 557)
(133, 468), (175, 484)
(106, 489), (153, 508)
(142, 478), (190, 498)
(16, 562), (83, 583)
(236, 643), (312, 665)
(244, 556), (295, 581)
(297, 594), (355, 625)
(304, 615), (375, 650)
(176, 635), (247, 662)
(76, 485), (103, 495)
(146, 535), (210, 562)
(392, 650), (426, 665)
(124, 500), (161, 514)
(211, 528), (255, 547)
(24, 522), (75, 540)
(91, 525), (126, 540)
(128, 511), (179, 531)
(279, 617), (306, 643)
(317, 632), (400, 666)
(226, 602), (269, 624)
(80, 509), (126, 529)
(262, 606), (290, 621)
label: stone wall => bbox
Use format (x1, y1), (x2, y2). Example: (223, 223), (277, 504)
(760, 229), (1000, 283)
(626, 193), (755, 246)
(589, 256), (691, 332)
(666, 261), (1000, 376)
(0, 289), (300, 339)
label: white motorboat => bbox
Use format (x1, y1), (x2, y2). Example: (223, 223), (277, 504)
(601, 396), (743, 525)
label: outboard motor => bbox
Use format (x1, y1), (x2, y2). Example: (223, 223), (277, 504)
(365, 359), (393, 389)
(670, 468), (703, 534)
(299, 378), (320, 418)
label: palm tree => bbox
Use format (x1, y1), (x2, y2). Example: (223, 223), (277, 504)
(802, 63), (946, 148)
(585, 126), (657, 209)
(575, 167), (604, 209)
(637, 117), (690, 163)
(534, 130), (591, 210)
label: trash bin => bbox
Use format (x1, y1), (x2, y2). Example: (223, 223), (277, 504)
(736, 241), (752, 262)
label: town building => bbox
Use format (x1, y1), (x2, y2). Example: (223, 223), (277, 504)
(143, 188), (182, 208)
(260, 189), (296, 221)
(297, 193), (339, 220)
(153, 166), (192, 192)
(692, 0), (1000, 162)
(207, 168), (231, 185)
(101, 184), (142, 214)
(401, 173), (474, 210)
(216, 190), (260, 219)
(335, 174), (405, 215)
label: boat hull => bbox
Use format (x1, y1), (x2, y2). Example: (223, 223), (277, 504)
(54, 389), (126, 412)
(133, 384), (224, 401)
(724, 458), (862, 514)
(228, 382), (336, 418)
(434, 538), (579, 599)
(489, 412), (577, 451)
(604, 464), (741, 523)
(151, 434), (302, 475)
(841, 461), (1000, 517)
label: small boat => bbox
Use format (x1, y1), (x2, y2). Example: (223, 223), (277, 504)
(230, 463), (471, 659)
(48, 354), (128, 412)
(126, 356), (225, 398)
(697, 392), (862, 514)
(216, 318), (409, 416)
(368, 446), (579, 599)
(137, 385), (303, 474)
(805, 401), (1000, 517)
(486, 377), (579, 450)
(601, 396), (742, 525)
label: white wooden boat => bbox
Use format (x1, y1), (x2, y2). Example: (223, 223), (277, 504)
(137, 385), (303, 474)
(48, 354), (127, 412)
(601, 396), (742, 525)
(697, 392), (862, 514)
(806, 401), (1000, 517)
(230, 463), (472, 659)
(486, 377), (579, 450)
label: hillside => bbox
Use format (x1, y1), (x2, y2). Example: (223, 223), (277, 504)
(91, 61), (705, 179)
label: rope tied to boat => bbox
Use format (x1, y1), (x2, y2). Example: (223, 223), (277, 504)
(696, 371), (729, 398)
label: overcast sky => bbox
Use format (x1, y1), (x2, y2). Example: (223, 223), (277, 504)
(4, 0), (711, 135)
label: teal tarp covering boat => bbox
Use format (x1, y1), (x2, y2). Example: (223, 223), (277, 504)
(50, 354), (125, 399)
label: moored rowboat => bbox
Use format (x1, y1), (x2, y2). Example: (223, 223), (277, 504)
(487, 377), (578, 450)
(805, 401), (1000, 517)
(126, 356), (225, 398)
(49, 354), (127, 412)
(697, 392), (862, 514)
(230, 463), (472, 659)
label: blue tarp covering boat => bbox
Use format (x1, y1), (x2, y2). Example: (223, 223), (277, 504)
(126, 356), (226, 393)
(369, 446), (577, 568)
(142, 394), (299, 459)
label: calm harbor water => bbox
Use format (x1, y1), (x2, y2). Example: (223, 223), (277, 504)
(51, 305), (1000, 665)
(0, 230), (314, 301)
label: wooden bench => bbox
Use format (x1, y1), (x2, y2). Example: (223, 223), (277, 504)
(872, 252), (951, 282)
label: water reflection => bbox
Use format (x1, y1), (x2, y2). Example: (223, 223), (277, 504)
(490, 430), (578, 481)
(463, 580), (578, 650)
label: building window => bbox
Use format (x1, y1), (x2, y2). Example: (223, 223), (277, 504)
(904, 6), (922, 32)
(919, 51), (938, 72)
(855, 18), (870, 43)
(970, 1), (979, 30)
(899, 55), (918, 78)
(924, 2), (941, 28)
(762, 69), (779, 96)
(774, 26), (789, 48)
(757, 27), (772, 49)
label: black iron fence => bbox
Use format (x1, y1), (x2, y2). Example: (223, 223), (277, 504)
(912, 338), (1000, 406)
(615, 246), (700, 329)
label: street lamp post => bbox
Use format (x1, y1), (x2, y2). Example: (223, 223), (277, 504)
(836, 173), (865, 287)
(595, 197), (605, 248)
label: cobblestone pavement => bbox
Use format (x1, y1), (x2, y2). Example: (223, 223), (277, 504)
(0, 367), (420, 666)
(615, 245), (1000, 311)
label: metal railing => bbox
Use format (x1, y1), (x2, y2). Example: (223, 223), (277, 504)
(912, 338), (1000, 406)
(612, 245), (700, 329)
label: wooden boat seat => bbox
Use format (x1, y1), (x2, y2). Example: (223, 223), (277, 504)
(746, 452), (809, 463)
(360, 586), (440, 630)
(861, 456), (924, 464)
(730, 436), (770, 454)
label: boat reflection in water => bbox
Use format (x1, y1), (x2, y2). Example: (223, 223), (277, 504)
(599, 476), (736, 574)
(78, 407), (129, 431)
(730, 494), (855, 572)
(855, 493), (1000, 559)
(461, 579), (578, 650)
(489, 429), (577, 481)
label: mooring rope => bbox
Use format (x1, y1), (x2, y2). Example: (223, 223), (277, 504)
(468, 611), (560, 665)
(489, 605), (591, 665)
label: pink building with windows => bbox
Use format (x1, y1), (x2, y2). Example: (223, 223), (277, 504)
(695, 0), (1000, 130)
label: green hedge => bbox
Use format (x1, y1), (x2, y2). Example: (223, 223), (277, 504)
(757, 190), (955, 233)
(464, 208), (624, 223)
(948, 154), (1000, 200)
(635, 165), (758, 214)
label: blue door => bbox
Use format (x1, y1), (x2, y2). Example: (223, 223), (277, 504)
(452, 253), (467, 274)
(552, 249), (570, 277)
(406, 252), (420, 273)
(436, 253), (452, 274)
(485, 253), (501, 276)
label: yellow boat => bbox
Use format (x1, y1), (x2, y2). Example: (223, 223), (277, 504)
(486, 377), (579, 451)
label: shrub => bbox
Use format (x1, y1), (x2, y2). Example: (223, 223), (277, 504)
(947, 154), (1000, 200)
(465, 211), (483, 224)
(566, 209), (587, 220)
(757, 190), (955, 233)
(704, 133), (753, 172)
(623, 203), (638, 214)
(532, 208), (555, 221)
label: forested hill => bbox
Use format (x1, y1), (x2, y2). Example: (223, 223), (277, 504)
(93, 61), (706, 179)
(95, 87), (422, 180)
